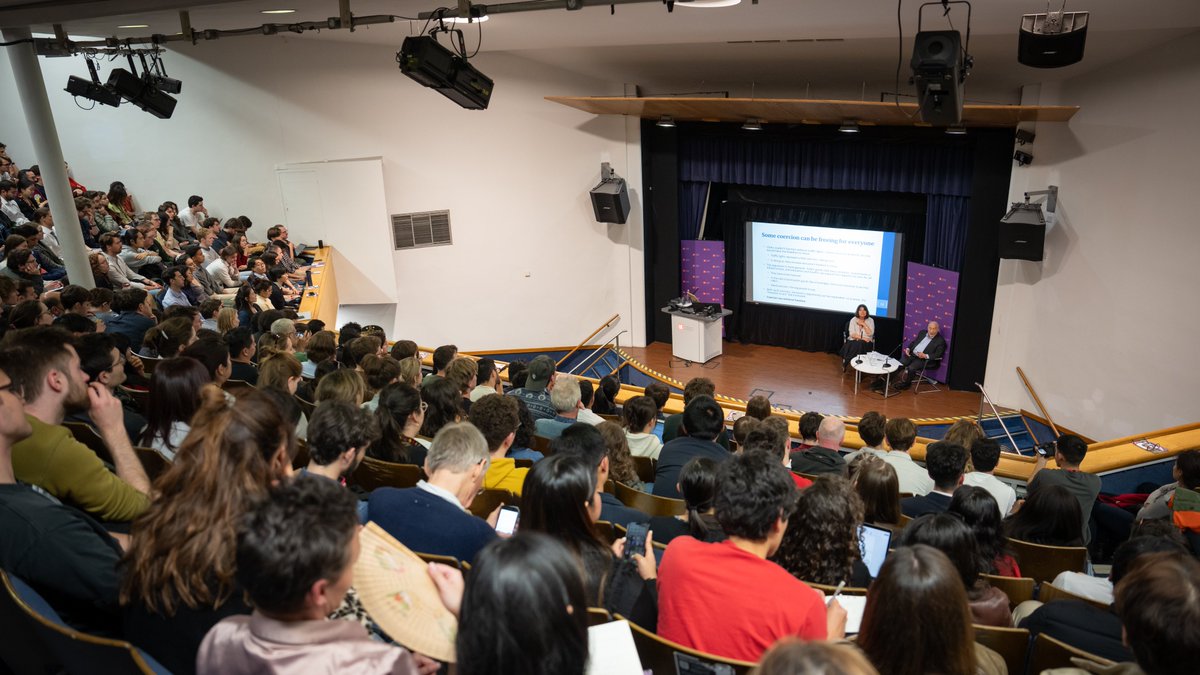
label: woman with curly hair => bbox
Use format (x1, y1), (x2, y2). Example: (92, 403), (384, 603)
(772, 475), (872, 587)
(949, 485), (1021, 577)
(596, 420), (643, 490)
(120, 389), (298, 675)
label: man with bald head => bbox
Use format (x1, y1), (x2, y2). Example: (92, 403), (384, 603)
(887, 320), (947, 391)
(789, 416), (848, 477)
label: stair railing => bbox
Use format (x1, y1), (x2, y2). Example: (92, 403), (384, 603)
(1016, 367), (1061, 439)
(975, 382), (1023, 453)
(556, 314), (620, 370)
(569, 331), (628, 378)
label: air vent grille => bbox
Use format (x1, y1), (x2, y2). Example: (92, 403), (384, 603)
(391, 210), (452, 250)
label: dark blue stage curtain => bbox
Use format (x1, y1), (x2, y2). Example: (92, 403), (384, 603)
(679, 134), (972, 271)
(679, 181), (710, 241)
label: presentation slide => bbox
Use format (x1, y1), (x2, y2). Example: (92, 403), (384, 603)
(745, 221), (904, 318)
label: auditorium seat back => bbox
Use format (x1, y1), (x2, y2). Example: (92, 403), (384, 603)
(1009, 538), (1088, 584)
(616, 614), (756, 675)
(0, 570), (171, 674)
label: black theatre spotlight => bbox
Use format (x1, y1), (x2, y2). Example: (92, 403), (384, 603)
(107, 68), (178, 119)
(65, 59), (121, 107)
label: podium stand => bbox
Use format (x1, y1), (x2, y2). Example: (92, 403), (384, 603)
(662, 307), (732, 364)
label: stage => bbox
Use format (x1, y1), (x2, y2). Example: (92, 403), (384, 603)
(621, 341), (987, 421)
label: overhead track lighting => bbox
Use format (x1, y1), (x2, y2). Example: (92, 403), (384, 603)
(945, 125), (967, 135)
(656, 116), (676, 128)
(741, 119), (763, 131)
(838, 120), (860, 134)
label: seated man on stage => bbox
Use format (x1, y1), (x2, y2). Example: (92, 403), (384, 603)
(876, 321), (946, 392)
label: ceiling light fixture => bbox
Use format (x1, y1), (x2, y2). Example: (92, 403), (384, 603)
(260, 9), (296, 15)
(117, 24), (149, 29)
(945, 125), (967, 135)
(838, 120), (860, 134)
(656, 116), (676, 128)
(741, 119), (763, 131)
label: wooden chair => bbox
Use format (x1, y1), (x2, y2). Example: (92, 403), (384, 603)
(530, 434), (552, 456)
(1037, 582), (1110, 611)
(898, 492), (916, 499)
(132, 447), (171, 481)
(981, 573), (1037, 608)
(64, 421), (114, 464)
(594, 520), (616, 545)
(795, 470), (820, 482)
(295, 396), (316, 419)
(604, 478), (616, 495)
(1027, 631), (1114, 674)
(898, 513), (913, 527)
(292, 438), (311, 471)
(1009, 538), (1088, 584)
(616, 614), (756, 675)
(614, 481), (686, 517)
(598, 414), (620, 423)
(118, 385), (149, 415)
(350, 457), (422, 492)
(1, 570), (170, 674)
(221, 379), (255, 397)
(137, 356), (162, 374)
(632, 455), (657, 483)
(415, 551), (469, 573)
(972, 624), (1031, 675)
(513, 458), (534, 469)
(807, 581), (869, 596)
(469, 488), (518, 519)
(587, 607), (614, 626)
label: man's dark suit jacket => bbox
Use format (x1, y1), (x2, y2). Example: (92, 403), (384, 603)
(789, 447), (847, 477)
(901, 491), (952, 517)
(905, 330), (947, 364)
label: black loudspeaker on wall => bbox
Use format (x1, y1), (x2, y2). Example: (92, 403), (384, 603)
(1018, 12), (1088, 68)
(590, 162), (631, 224)
(998, 219), (1046, 261)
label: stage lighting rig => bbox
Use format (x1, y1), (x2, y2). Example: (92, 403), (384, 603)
(65, 57), (121, 108)
(910, 0), (974, 127)
(397, 4), (493, 110)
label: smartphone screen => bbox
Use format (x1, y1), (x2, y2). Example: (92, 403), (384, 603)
(495, 505), (519, 535)
(624, 523), (649, 559)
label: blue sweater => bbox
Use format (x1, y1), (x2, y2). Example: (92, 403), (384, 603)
(369, 486), (497, 564)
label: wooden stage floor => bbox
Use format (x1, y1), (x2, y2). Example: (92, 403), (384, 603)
(621, 341), (985, 421)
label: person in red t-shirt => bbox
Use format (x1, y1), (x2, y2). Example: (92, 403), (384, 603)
(657, 452), (844, 662)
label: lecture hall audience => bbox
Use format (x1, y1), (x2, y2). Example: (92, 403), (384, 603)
(3, 146), (1199, 674)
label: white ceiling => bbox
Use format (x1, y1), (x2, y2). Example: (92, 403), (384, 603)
(6, 0), (1200, 101)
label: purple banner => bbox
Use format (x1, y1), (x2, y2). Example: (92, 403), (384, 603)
(680, 240), (725, 303)
(904, 262), (958, 383)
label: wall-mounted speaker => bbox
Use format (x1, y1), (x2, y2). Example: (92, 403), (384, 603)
(590, 162), (630, 224)
(1019, 12), (1088, 68)
(998, 204), (1046, 261)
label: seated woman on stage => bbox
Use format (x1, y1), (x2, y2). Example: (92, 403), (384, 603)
(841, 304), (875, 370)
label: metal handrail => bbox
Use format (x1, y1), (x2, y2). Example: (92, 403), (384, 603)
(976, 382), (1023, 453)
(1016, 367), (1061, 438)
(569, 331), (627, 378)
(556, 314), (620, 369)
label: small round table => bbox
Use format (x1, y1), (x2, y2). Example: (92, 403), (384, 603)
(851, 354), (903, 398)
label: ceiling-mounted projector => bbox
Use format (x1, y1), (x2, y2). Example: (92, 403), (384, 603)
(397, 35), (493, 110)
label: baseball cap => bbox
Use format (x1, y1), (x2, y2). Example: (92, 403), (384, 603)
(526, 355), (556, 390)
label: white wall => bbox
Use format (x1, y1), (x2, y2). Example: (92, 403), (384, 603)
(0, 35), (645, 349)
(985, 33), (1200, 440)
